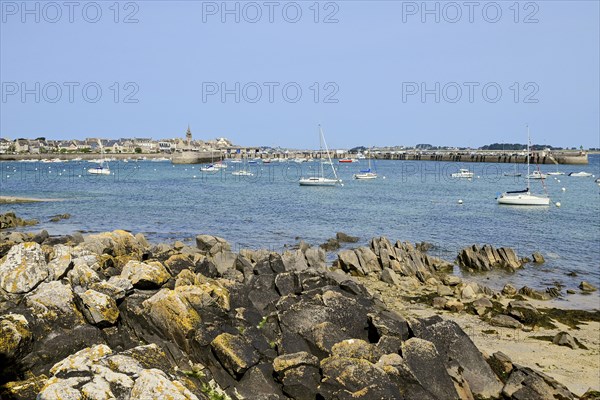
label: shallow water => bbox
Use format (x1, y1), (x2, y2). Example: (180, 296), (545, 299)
(1, 155), (599, 309)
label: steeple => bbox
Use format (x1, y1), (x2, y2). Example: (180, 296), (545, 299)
(186, 125), (192, 147)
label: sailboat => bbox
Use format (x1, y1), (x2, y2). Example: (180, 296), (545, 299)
(353, 150), (377, 179)
(299, 125), (342, 187)
(87, 140), (111, 175)
(497, 126), (550, 206)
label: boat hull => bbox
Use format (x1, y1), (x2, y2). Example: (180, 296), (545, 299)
(88, 168), (110, 175)
(497, 193), (550, 206)
(353, 173), (377, 180)
(299, 178), (339, 186)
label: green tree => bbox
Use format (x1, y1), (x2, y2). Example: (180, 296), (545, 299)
(134, 147), (142, 154)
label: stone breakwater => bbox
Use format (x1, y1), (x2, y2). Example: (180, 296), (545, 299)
(0, 229), (598, 399)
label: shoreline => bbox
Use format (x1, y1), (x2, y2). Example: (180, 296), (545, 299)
(0, 224), (598, 398)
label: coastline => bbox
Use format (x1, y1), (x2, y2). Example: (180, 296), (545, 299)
(0, 196), (63, 204)
(1, 220), (598, 398)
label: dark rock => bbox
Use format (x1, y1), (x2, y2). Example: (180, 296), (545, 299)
(508, 301), (541, 325)
(518, 286), (552, 300)
(367, 311), (410, 342)
(0, 212), (38, 230)
(503, 365), (575, 399)
(457, 244), (522, 271)
(532, 252), (545, 264)
(32, 230), (49, 244)
(49, 213), (71, 222)
(415, 241), (433, 252)
(487, 351), (513, 382)
(336, 232), (359, 243)
(273, 352), (320, 400)
(490, 314), (523, 329)
(274, 272), (301, 296)
(376, 335), (402, 354)
(320, 238), (340, 251)
(311, 321), (352, 353)
(412, 318), (503, 399)
(236, 364), (286, 400)
(211, 333), (259, 378)
(402, 338), (461, 400)
(552, 332), (578, 349)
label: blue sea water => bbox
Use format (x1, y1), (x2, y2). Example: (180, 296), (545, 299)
(1, 155), (599, 308)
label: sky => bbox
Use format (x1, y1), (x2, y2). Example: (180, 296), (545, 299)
(1, 0), (599, 149)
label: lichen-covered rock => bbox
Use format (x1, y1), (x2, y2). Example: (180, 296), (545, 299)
(331, 339), (383, 363)
(80, 229), (146, 258)
(211, 333), (259, 377)
(77, 289), (120, 327)
(67, 262), (101, 288)
(0, 242), (49, 293)
(121, 260), (170, 289)
(273, 351), (319, 373)
(319, 355), (400, 399)
(0, 374), (48, 400)
(142, 287), (201, 348)
(0, 313), (32, 359)
(46, 244), (73, 281)
(130, 369), (199, 400)
(50, 344), (113, 376)
(25, 281), (86, 328)
(0, 212), (38, 229)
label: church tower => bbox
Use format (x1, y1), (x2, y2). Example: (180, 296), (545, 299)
(186, 125), (192, 147)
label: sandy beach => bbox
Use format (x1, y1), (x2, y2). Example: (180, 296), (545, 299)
(359, 276), (600, 397)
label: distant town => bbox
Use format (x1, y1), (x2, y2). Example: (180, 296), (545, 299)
(0, 132), (596, 156)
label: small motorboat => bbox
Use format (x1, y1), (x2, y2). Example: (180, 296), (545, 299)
(451, 169), (474, 178)
(232, 170), (254, 176)
(88, 165), (111, 175)
(338, 158), (355, 163)
(568, 171), (592, 177)
(527, 170), (547, 179)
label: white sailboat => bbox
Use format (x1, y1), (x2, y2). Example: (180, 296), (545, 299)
(353, 150), (377, 179)
(87, 140), (111, 175)
(299, 125), (342, 187)
(497, 126), (550, 206)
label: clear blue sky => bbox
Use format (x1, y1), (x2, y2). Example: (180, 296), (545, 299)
(1, 1), (598, 148)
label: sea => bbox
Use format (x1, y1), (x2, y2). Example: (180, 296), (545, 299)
(1, 155), (599, 309)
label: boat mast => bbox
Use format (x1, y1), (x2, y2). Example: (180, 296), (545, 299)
(319, 125), (339, 181)
(319, 127), (324, 179)
(526, 125), (530, 192)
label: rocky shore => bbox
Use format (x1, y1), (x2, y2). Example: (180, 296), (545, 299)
(0, 221), (599, 399)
